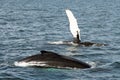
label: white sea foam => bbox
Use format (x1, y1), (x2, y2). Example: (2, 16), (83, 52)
(48, 41), (64, 44)
(86, 61), (97, 68)
(48, 41), (79, 46)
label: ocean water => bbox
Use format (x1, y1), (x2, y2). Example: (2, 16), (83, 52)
(0, 0), (120, 80)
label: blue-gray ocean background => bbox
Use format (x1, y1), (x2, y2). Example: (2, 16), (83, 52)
(0, 0), (120, 80)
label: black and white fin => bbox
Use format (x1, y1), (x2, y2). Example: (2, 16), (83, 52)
(65, 9), (81, 43)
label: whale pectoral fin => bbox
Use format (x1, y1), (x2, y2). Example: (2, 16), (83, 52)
(65, 9), (81, 41)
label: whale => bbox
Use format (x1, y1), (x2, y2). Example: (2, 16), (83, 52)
(14, 50), (91, 69)
(48, 9), (106, 46)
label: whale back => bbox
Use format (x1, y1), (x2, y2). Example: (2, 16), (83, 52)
(16, 50), (91, 69)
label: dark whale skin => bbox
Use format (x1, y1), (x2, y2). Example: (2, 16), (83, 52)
(16, 50), (91, 69)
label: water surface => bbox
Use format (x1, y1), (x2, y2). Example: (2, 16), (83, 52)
(0, 0), (120, 80)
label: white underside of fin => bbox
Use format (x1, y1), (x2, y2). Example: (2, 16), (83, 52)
(65, 9), (81, 40)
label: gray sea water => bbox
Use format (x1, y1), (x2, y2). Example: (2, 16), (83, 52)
(0, 0), (120, 80)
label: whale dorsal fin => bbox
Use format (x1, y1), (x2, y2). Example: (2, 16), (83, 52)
(40, 50), (60, 57)
(65, 9), (81, 43)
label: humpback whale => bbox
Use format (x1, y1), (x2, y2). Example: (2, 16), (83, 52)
(48, 9), (106, 46)
(14, 50), (91, 69)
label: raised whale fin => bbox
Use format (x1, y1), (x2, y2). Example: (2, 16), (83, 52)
(40, 50), (61, 57)
(65, 9), (81, 43)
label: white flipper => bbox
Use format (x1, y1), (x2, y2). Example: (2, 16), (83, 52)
(65, 9), (81, 40)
